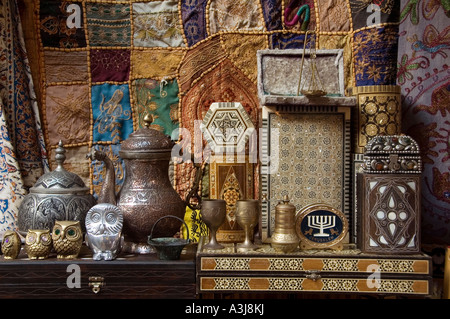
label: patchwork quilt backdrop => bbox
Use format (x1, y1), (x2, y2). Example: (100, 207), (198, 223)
(1, 0), (444, 244)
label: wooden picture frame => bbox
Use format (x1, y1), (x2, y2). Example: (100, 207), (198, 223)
(260, 105), (352, 243)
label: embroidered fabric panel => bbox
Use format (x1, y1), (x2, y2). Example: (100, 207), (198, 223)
(133, 1), (186, 48)
(85, 2), (131, 47)
(207, 0), (265, 35)
(180, 0), (208, 47)
(353, 25), (399, 86)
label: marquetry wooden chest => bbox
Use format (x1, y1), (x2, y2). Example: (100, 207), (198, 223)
(357, 135), (422, 254)
(0, 245), (196, 299)
(196, 238), (432, 297)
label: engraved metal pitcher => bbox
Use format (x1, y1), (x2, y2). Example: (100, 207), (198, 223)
(86, 115), (200, 254)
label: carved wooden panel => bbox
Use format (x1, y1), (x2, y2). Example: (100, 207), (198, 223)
(209, 155), (254, 242)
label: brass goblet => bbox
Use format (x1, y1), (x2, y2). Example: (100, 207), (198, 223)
(200, 199), (227, 250)
(236, 199), (260, 251)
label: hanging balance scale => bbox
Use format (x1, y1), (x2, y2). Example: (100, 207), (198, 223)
(297, 30), (327, 97)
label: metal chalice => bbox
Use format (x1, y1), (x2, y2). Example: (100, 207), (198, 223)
(201, 199), (227, 250)
(236, 199), (260, 251)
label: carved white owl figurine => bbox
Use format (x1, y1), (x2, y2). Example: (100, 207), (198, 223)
(2, 230), (22, 259)
(25, 229), (52, 259)
(85, 203), (123, 261)
(52, 220), (83, 259)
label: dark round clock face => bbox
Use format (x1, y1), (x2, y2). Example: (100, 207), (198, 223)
(299, 209), (344, 244)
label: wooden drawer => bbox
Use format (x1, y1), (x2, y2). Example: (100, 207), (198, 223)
(0, 246), (196, 299)
(196, 238), (432, 296)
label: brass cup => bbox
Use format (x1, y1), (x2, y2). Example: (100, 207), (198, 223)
(200, 199), (227, 250)
(235, 199), (260, 251)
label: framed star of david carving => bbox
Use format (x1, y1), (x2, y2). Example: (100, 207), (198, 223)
(201, 102), (255, 153)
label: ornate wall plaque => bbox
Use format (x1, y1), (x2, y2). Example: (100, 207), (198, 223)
(295, 203), (348, 250)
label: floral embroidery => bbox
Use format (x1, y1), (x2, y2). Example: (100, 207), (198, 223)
(353, 26), (399, 86)
(133, 1), (185, 47)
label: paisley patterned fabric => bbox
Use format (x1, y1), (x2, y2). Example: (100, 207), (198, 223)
(398, 0), (450, 245)
(0, 0), (48, 238)
(1, 0), (445, 249)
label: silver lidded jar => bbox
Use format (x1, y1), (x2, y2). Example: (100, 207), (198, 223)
(18, 141), (96, 236)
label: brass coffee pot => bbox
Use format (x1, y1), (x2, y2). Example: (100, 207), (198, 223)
(87, 114), (200, 254)
(271, 195), (299, 253)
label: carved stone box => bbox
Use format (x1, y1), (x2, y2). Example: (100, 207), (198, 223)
(357, 135), (422, 254)
(196, 237), (432, 296)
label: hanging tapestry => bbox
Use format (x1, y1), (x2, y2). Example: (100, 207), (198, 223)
(33, 0), (400, 193)
(28, 0), (422, 243)
(0, 0), (48, 238)
(397, 0), (450, 245)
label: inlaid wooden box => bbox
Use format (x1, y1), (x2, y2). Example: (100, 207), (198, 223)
(196, 237), (432, 296)
(357, 174), (422, 254)
(357, 135), (422, 254)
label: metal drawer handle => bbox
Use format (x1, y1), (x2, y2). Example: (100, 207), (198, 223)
(305, 270), (321, 281)
(89, 276), (105, 294)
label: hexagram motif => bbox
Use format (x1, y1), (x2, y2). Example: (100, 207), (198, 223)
(201, 102), (255, 153)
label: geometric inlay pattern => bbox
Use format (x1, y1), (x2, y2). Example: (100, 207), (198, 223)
(268, 278), (304, 291)
(201, 102), (254, 153)
(377, 260), (415, 273)
(368, 179), (417, 250)
(213, 277), (250, 290)
(269, 258), (304, 271)
(322, 279), (358, 292)
(214, 258), (250, 270)
(323, 259), (358, 272)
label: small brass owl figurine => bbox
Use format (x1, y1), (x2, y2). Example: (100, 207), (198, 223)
(1, 230), (22, 259)
(25, 229), (52, 259)
(52, 220), (83, 259)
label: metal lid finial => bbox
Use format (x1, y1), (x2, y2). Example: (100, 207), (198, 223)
(143, 114), (153, 128)
(55, 140), (66, 171)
